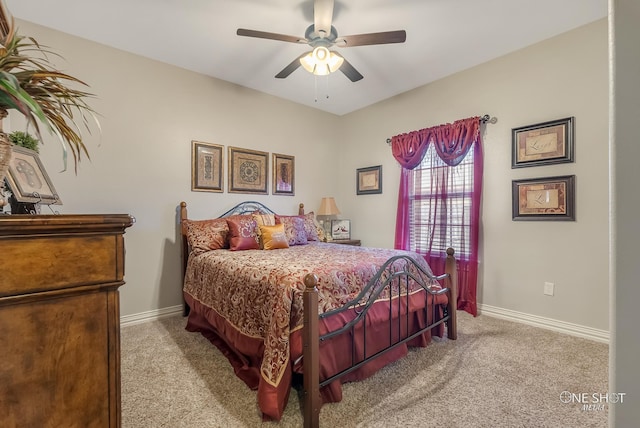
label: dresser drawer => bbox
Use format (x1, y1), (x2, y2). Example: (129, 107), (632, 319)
(0, 234), (123, 297)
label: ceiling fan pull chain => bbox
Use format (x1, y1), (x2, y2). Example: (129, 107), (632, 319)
(314, 75), (318, 102)
(326, 75), (330, 99)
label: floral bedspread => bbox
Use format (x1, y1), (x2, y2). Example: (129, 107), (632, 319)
(183, 242), (437, 390)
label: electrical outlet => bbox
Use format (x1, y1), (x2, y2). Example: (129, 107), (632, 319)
(544, 282), (555, 296)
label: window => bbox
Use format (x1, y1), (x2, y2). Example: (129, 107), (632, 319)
(407, 143), (475, 258)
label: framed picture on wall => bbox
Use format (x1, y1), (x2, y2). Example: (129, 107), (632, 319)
(356, 165), (382, 195)
(191, 140), (223, 192)
(272, 153), (294, 196)
(512, 175), (575, 221)
(511, 117), (574, 168)
(228, 146), (269, 194)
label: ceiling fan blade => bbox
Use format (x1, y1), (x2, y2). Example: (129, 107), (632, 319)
(337, 30), (406, 47)
(275, 53), (308, 79)
(314, 0), (334, 36)
(339, 57), (363, 82)
(237, 28), (305, 44)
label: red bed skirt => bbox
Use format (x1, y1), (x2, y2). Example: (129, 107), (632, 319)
(184, 291), (448, 421)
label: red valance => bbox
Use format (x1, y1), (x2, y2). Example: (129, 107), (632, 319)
(391, 116), (480, 168)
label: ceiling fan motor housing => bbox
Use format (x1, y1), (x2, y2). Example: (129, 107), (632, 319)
(305, 24), (338, 47)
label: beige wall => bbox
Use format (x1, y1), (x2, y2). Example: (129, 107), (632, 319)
(10, 19), (608, 334)
(12, 19), (342, 317)
(342, 20), (609, 331)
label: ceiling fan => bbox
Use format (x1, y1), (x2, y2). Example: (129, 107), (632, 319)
(236, 0), (406, 82)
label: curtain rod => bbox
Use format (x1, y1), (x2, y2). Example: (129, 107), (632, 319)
(386, 114), (497, 145)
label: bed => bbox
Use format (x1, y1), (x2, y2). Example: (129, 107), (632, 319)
(179, 201), (457, 427)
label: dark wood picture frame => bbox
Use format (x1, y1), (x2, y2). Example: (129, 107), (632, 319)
(4, 146), (61, 205)
(512, 175), (575, 221)
(356, 165), (382, 195)
(272, 153), (295, 196)
(512, 117), (574, 168)
(191, 140), (223, 192)
(228, 146), (269, 194)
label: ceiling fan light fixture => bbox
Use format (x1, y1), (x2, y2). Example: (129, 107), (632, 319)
(300, 46), (344, 76)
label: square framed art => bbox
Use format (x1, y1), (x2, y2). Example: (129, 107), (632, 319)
(191, 140), (223, 192)
(356, 165), (382, 195)
(512, 117), (574, 168)
(512, 175), (575, 221)
(228, 146), (269, 194)
(331, 219), (351, 240)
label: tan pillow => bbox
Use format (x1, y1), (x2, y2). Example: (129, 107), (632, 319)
(253, 212), (276, 227)
(183, 218), (229, 255)
(302, 211), (321, 241)
(259, 224), (289, 250)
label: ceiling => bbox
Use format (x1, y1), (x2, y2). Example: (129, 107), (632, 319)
(6, 0), (607, 116)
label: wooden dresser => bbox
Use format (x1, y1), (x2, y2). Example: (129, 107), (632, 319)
(0, 214), (134, 428)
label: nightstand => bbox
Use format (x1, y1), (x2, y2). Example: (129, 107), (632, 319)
(332, 239), (361, 246)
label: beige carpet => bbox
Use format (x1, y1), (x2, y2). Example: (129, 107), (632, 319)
(121, 312), (608, 428)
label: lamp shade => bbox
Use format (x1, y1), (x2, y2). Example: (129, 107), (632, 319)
(318, 197), (341, 216)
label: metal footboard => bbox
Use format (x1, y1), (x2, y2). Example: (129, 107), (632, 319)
(302, 248), (457, 428)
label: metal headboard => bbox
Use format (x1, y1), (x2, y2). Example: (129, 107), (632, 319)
(217, 201), (276, 218)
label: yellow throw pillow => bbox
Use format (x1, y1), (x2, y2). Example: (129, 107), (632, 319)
(259, 224), (289, 250)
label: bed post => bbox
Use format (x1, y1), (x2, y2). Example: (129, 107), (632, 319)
(445, 247), (458, 340)
(299, 203), (305, 215)
(302, 273), (320, 428)
(179, 201), (190, 316)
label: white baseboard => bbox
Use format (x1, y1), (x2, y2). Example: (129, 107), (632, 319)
(120, 303), (609, 343)
(120, 305), (183, 327)
(478, 303), (609, 344)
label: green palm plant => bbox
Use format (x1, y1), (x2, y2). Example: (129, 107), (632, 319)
(0, 1), (99, 173)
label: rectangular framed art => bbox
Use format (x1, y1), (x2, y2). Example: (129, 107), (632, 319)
(356, 165), (382, 195)
(5, 146), (62, 205)
(191, 140), (223, 192)
(331, 219), (351, 240)
(272, 153), (294, 196)
(228, 146), (269, 194)
(512, 117), (574, 168)
(512, 175), (575, 221)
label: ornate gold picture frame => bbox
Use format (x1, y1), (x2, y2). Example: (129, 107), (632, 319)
(512, 117), (574, 168)
(191, 140), (223, 192)
(272, 153), (294, 196)
(512, 175), (575, 221)
(228, 146), (268, 194)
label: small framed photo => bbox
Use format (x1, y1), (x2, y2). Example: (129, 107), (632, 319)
(356, 165), (382, 195)
(4, 146), (61, 205)
(228, 146), (269, 194)
(272, 153), (294, 196)
(331, 219), (351, 240)
(512, 175), (575, 221)
(512, 117), (574, 168)
(191, 140), (223, 192)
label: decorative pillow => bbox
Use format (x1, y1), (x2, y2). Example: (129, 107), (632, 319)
(183, 218), (229, 255)
(302, 212), (321, 241)
(259, 224), (289, 250)
(253, 212), (276, 227)
(226, 215), (260, 251)
(276, 215), (308, 246)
